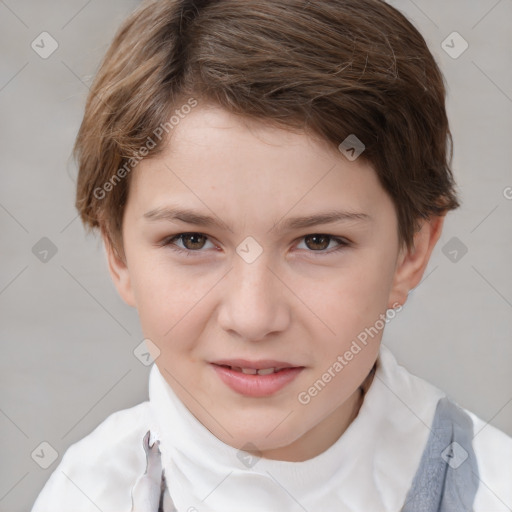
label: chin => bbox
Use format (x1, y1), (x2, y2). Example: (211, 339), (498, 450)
(222, 421), (304, 453)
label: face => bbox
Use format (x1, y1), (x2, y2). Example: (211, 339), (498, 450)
(106, 104), (442, 462)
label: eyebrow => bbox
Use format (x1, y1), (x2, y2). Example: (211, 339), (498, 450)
(143, 206), (371, 232)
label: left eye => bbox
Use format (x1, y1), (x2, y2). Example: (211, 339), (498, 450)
(159, 232), (349, 255)
(296, 234), (349, 253)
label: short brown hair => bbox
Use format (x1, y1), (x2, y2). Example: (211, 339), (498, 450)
(74, 0), (459, 260)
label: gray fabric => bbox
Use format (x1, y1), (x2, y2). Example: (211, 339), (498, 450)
(401, 397), (480, 511)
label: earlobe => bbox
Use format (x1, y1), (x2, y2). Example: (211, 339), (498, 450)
(388, 216), (445, 308)
(102, 230), (137, 308)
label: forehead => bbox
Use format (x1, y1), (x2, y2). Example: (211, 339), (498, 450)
(160, 104), (338, 167)
(127, 105), (392, 225)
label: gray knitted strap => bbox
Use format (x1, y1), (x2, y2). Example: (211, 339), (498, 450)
(401, 397), (480, 511)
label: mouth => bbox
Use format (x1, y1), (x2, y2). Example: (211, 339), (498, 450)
(210, 360), (305, 397)
(212, 364), (296, 375)
(211, 358), (302, 373)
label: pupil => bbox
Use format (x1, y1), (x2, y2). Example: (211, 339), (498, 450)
(185, 233), (205, 249)
(307, 234), (329, 250)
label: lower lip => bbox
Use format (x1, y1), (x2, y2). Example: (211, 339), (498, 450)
(211, 364), (304, 397)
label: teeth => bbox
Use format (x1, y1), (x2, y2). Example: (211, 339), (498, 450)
(256, 367), (276, 375)
(221, 365), (292, 375)
(234, 366), (278, 375)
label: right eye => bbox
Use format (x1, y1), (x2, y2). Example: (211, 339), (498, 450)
(159, 232), (217, 255)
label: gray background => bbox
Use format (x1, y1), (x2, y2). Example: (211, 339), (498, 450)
(1, 1), (511, 511)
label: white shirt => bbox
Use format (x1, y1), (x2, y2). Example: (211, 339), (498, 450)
(31, 345), (512, 511)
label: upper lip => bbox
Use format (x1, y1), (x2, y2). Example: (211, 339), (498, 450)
(211, 359), (302, 370)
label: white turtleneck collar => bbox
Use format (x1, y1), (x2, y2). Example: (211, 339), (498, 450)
(147, 345), (445, 511)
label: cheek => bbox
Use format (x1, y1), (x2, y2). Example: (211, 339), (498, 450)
(129, 252), (212, 342)
(308, 253), (396, 333)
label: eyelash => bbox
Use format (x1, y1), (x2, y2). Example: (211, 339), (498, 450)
(158, 232), (351, 257)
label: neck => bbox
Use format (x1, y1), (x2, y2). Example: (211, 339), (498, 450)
(252, 364), (376, 462)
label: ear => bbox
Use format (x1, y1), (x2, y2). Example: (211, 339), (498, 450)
(388, 215), (445, 308)
(102, 230), (137, 308)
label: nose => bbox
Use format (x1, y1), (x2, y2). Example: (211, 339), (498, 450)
(216, 253), (290, 342)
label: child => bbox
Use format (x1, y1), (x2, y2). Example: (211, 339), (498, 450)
(31, 0), (512, 510)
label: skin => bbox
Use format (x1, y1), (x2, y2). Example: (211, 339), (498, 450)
(104, 104), (444, 462)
